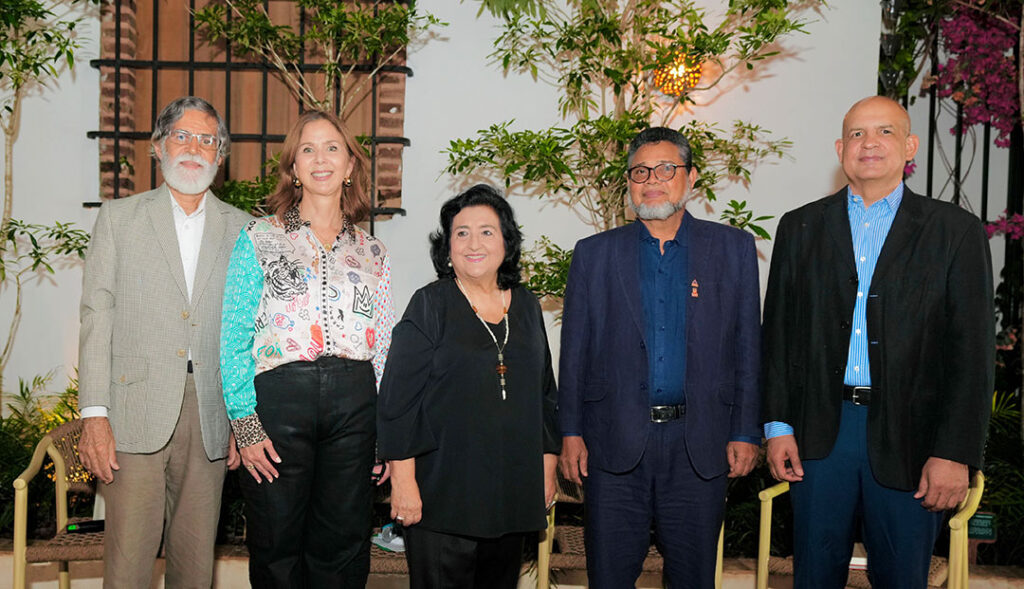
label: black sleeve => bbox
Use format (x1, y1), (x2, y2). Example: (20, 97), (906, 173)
(376, 287), (441, 460)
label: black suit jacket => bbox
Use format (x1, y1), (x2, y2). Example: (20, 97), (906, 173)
(761, 186), (994, 490)
(559, 213), (762, 477)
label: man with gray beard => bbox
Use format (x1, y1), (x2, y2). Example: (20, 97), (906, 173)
(558, 127), (762, 588)
(78, 96), (251, 587)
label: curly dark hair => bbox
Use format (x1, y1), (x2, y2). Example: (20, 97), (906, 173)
(429, 184), (523, 290)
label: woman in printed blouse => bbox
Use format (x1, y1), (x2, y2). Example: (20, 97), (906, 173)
(377, 184), (561, 588)
(220, 110), (395, 588)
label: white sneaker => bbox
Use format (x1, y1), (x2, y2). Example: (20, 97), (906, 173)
(371, 523), (405, 552)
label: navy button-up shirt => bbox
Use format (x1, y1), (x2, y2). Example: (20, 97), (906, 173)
(638, 221), (688, 406)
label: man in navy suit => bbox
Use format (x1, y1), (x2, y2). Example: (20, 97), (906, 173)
(558, 127), (762, 588)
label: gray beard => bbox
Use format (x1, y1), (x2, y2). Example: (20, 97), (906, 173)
(160, 152), (218, 195)
(629, 198), (684, 221)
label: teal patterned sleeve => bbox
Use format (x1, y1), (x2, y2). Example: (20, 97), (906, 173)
(220, 229), (265, 442)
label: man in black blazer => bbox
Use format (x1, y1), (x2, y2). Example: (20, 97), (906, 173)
(762, 96), (994, 588)
(559, 127), (762, 588)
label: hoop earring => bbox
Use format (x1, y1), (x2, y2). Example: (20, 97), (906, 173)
(343, 177), (353, 187)
(293, 177), (302, 188)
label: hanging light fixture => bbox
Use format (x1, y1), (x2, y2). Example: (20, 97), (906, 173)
(652, 53), (702, 97)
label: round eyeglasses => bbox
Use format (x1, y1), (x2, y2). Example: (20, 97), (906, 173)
(626, 162), (686, 184)
(168, 129), (219, 150)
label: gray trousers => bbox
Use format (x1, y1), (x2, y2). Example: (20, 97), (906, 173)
(102, 373), (228, 588)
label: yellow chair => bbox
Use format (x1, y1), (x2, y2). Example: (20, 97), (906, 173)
(13, 419), (101, 589)
(537, 474), (724, 589)
(755, 471), (986, 589)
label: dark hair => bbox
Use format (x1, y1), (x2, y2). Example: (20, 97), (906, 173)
(265, 110), (371, 223)
(151, 96), (230, 160)
(627, 126), (693, 170)
(429, 184), (523, 290)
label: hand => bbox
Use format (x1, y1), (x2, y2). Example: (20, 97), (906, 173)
(726, 441), (759, 478)
(765, 434), (803, 482)
(543, 453), (558, 511)
(389, 459), (422, 526)
(559, 436), (588, 485)
(914, 457), (969, 512)
(371, 460), (391, 486)
(239, 438), (281, 484)
(226, 432), (241, 471)
(79, 417), (119, 484)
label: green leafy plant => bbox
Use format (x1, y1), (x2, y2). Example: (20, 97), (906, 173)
(447, 0), (818, 299)
(1, 0), (95, 399)
(0, 372), (85, 537)
(0, 221), (89, 395)
(1, 0), (95, 230)
(194, 0), (443, 119)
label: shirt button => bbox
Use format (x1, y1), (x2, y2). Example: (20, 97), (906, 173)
(864, 222), (870, 227)
(855, 329), (862, 335)
(853, 366), (860, 372)
(857, 292), (863, 298)
(860, 256), (866, 262)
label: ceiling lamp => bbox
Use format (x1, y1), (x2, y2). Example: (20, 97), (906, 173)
(652, 54), (702, 96)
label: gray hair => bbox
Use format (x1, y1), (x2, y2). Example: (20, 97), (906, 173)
(627, 127), (692, 170)
(150, 96), (230, 161)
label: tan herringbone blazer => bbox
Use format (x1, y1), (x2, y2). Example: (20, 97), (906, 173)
(78, 185), (252, 459)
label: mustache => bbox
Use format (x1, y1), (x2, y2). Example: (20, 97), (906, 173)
(169, 152), (214, 170)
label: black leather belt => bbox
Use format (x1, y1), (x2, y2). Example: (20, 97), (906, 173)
(650, 404), (686, 423)
(843, 385), (871, 406)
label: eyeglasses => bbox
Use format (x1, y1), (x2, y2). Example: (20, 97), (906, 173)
(626, 162), (686, 184)
(167, 129), (219, 150)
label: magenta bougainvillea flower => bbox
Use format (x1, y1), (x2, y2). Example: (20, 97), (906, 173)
(986, 210), (1024, 240)
(935, 7), (1020, 148)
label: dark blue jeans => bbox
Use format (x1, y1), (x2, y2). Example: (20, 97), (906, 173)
(242, 357), (377, 589)
(791, 401), (944, 589)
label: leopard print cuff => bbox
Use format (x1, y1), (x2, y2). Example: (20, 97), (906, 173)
(230, 413), (269, 448)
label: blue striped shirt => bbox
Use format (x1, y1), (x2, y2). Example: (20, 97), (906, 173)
(764, 184), (904, 439)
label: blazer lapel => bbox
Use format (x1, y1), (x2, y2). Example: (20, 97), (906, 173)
(823, 188), (857, 279)
(871, 188), (926, 287)
(190, 194), (228, 306)
(148, 185), (188, 301)
(684, 211), (708, 325)
(615, 222), (646, 336)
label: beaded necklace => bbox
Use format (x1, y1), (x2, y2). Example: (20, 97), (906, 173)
(455, 277), (510, 400)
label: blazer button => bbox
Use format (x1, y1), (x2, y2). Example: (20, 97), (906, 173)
(177, 349), (186, 358)
(182, 311), (190, 319)
(849, 275), (859, 284)
(833, 367), (842, 375)
(640, 384), (648, 391)
(840, 320), (851, 330)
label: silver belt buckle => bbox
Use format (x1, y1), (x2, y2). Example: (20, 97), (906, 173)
(850, 386), (870, 405)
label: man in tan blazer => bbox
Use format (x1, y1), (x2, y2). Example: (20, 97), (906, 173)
(78, 96), (251, 587)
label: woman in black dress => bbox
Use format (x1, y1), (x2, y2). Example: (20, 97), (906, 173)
(377, 184), (560, 588)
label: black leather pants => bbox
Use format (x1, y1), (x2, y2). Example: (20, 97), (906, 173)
(242, 357), (377, 589)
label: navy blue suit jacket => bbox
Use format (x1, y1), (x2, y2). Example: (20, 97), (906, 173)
(558, 212), (762, 477)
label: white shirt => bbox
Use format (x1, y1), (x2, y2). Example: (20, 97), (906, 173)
(81, 192), (208, 419)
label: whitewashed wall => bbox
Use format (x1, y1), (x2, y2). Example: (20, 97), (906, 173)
(3, 0), (947, 393)
(0, 0), (100, 398)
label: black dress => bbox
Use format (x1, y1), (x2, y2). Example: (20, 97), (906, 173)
(377, 278), (561, 538)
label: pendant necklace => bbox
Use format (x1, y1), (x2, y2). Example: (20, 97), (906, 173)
(455, 277), (510, 400)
